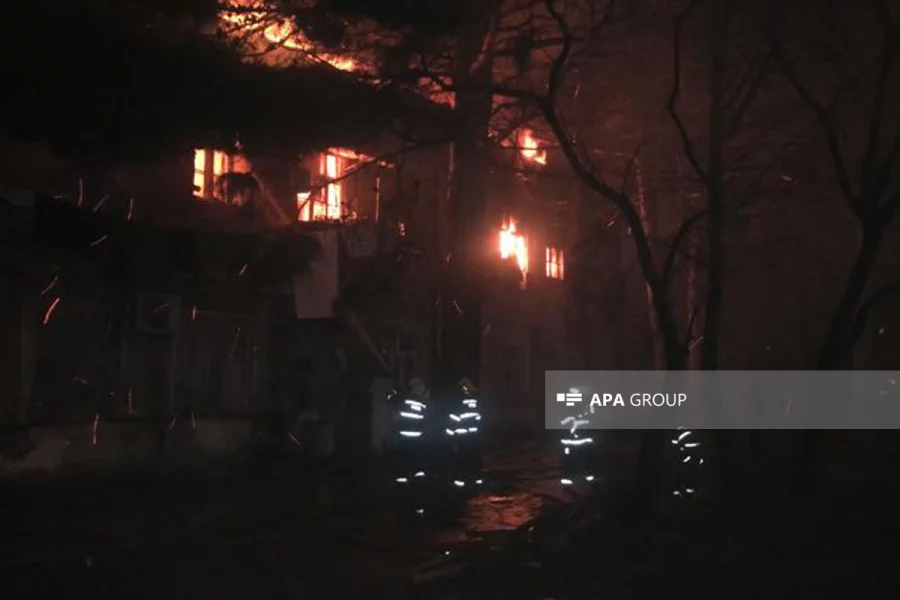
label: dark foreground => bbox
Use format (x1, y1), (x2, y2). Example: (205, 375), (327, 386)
(2, 442), (900, 599)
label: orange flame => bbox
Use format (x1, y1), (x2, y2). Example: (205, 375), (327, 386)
(219, 2), (356, 72)
(518, 129), (547, 166)
(499, 218), (528, 276)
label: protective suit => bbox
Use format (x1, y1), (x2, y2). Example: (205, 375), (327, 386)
(670, 427), (704, 498)
(559, 410), (601, 487)
(442, 377), (484, 489)
(387, 379), (431, 506)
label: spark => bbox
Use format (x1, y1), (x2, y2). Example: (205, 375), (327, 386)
(191, 411), (197, 429)
(168, 415), (177, 430)
(126, 198), (134, 221)
(482, 324), (491, 337)
(73, 376), (89, 385)
(77, 178), (84, 206)
(40, 273), (59, 297)
(154, 302), (172, 313)
(127, 387), (133, 414)
(238, 263), (249, 276)
(43, 297), (61, 324)
(288, 432), (300, 446)
(92, 412), (100, 445)
(90, 234), (110, 247)
(452, 300), (463, 315)
(192, 306), (198, 321)
(399, 431), (422, 437)
(92, 195), (110, 212)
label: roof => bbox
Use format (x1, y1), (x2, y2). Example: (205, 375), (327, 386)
(0, 4), (456, 166)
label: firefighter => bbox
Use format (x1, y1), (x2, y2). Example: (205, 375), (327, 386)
(559, 411), (601, 488)
(387, 378), (432, 513)
(442, 377), (485, 490)
(670, 427), (704, 498)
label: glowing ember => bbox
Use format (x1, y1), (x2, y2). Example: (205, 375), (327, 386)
(518, 129), (547, 166)
(499, 218), (528, 276)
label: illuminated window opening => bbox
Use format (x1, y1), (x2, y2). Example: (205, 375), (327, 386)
(193, 149), (249, 201)
(298, 149), (359, 222)
(546, 247), (565, 280)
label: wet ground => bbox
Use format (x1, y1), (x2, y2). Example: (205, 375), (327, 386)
(5, 437), (900, 599)
(0, 438), (567, 599)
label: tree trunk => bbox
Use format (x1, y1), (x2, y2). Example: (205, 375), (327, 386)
(796, 224), (885, 492)
(634, 161), (664, 369)
(438, 19), (494, 394)
(703, 0), (740, 498)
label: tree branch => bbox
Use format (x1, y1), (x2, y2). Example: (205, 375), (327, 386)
(850, 278), (900, 346)
(667, 0), (708, 183)
(859, 0), (897, 199)
(771, 24), (860, 213)
(662, 208), (708, 286)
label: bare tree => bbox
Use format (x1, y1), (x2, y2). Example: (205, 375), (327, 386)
(772, 0), (900, 490)
(772, 0), (900, 370)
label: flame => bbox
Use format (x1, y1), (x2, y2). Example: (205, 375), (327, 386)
(323, 153), (342, 219)
(499, 218), (528, 276)
(219, 2), (356, 72)
(518, 129), (547, 166)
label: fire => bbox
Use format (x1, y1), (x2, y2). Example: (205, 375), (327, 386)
(518, 129), (547, 166)
(499, 218), (528, 276)
(219, 2), (356, 72)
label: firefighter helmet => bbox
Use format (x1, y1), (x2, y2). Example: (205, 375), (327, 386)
(457, 377), (476, 395)
(408, 378), (428, 398)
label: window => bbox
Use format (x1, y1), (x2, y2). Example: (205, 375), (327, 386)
(298, 150), (355, 222)
(193, 149), (250, 202)
(546, 247), (564, 280)
(499, 218), (528, 276)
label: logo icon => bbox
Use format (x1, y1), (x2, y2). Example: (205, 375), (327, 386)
(556, 389), (582, 407)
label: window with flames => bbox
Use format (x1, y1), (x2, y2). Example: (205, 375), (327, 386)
(297, 149), (363, 222)
(500, 218), (529, 285)
(545, 247), (565, 280)
(193, 149), (251, 202)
